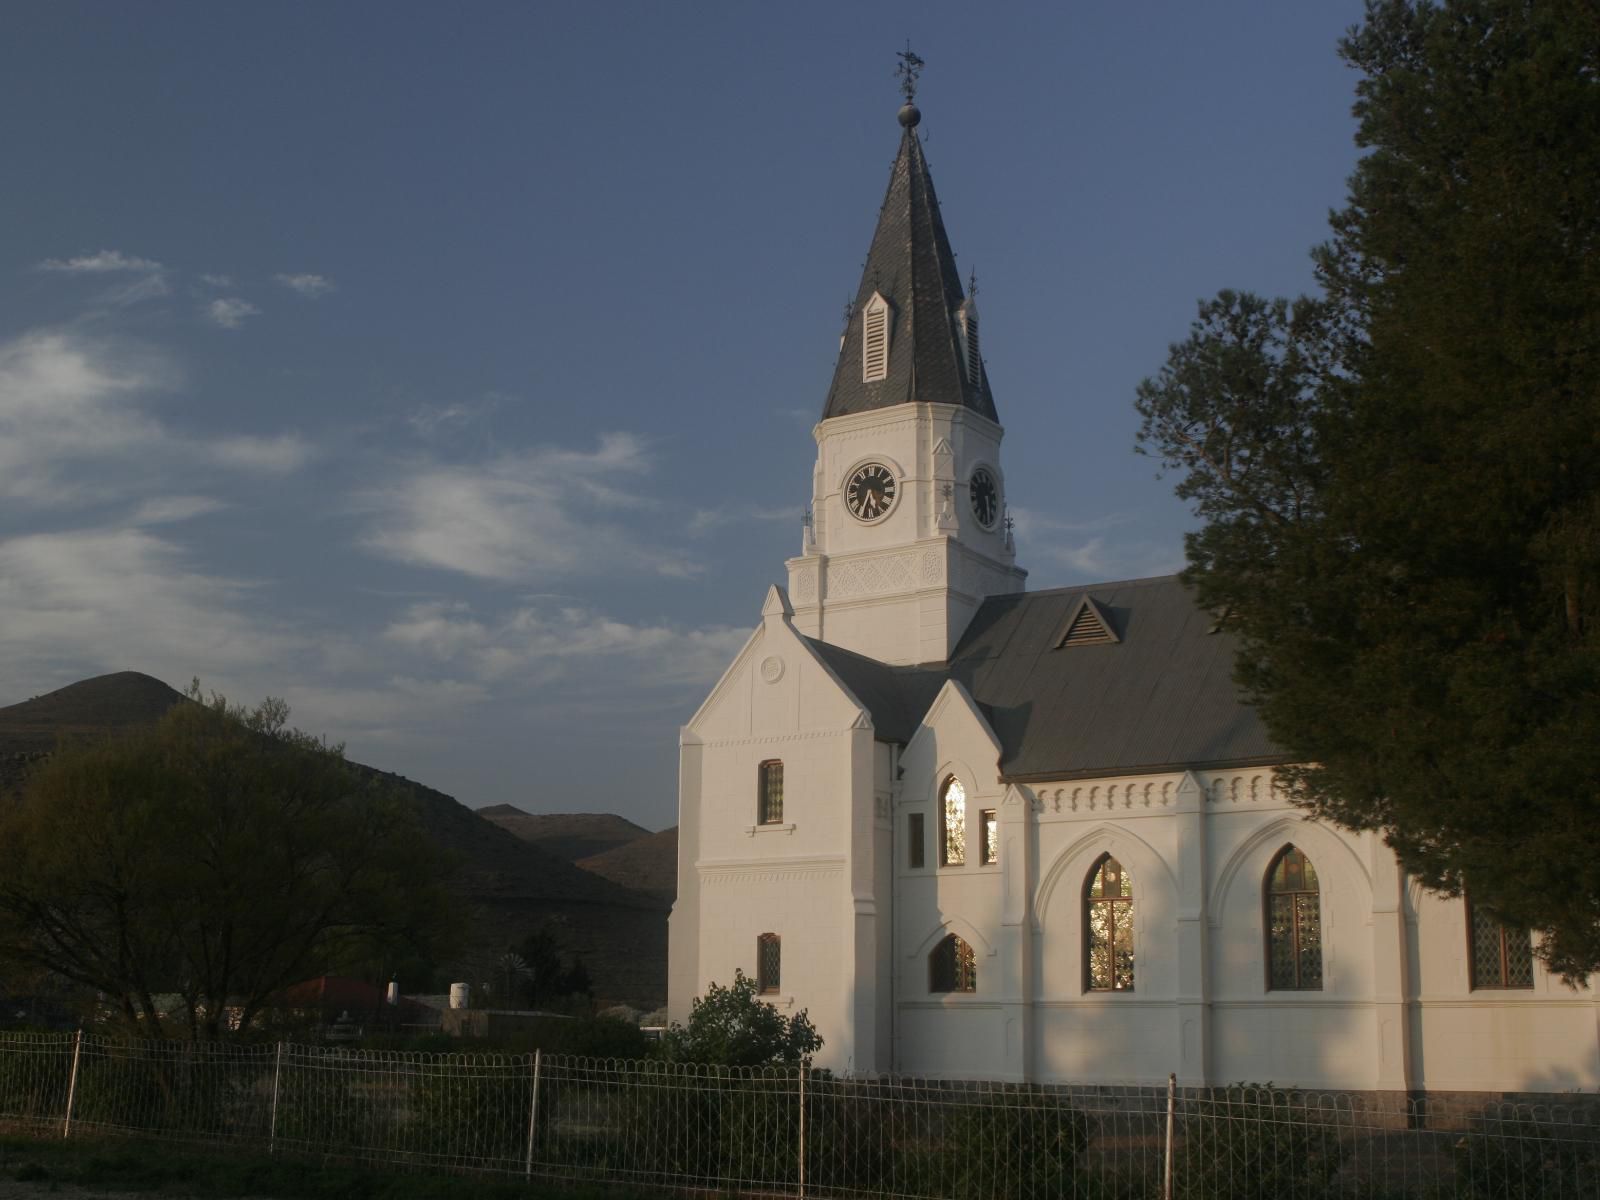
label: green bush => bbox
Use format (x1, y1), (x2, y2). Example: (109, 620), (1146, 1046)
(1178, 1085), (1343, 1200)
(1453, 1112), (1600, 1200)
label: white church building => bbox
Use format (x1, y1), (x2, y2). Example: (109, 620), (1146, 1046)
(667, 91), (1598, 1095)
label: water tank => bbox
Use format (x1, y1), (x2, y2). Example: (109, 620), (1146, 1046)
(448, 982), (470, 1010)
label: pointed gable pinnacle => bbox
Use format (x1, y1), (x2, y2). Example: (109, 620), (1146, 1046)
(821, 103), (999, 424)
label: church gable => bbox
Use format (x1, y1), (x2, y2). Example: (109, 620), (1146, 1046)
(688, 586), (867, 742)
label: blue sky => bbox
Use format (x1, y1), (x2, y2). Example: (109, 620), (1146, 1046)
(0, 2), (1366, 828)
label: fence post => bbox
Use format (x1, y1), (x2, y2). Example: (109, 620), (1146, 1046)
(796, 1064), (807, 1199)
(524, 1049), (542, 1179)
(61, 1029), (83, 1140)
(1163, 1071), (1176, 1200)
(269, 1042), (284, 1154)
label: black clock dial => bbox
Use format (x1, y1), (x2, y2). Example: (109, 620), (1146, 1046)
(845, 463), (898, 521)
(970, 467), (999, 528)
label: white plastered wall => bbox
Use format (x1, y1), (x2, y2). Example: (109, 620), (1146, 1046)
(786, 404), (1023, 666)
(669, 586), (889, 1072)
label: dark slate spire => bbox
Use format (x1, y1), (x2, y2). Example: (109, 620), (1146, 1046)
(821, 106), (998, 423)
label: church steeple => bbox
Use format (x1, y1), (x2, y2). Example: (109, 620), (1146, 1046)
(786, 57), (1024, 667)
(822, 96), (997, 422)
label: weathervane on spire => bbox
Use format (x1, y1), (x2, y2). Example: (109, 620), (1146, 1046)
(896, 43), (925, 103)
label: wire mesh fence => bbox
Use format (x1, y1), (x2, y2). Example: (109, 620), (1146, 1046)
(0, 1031), (1596, 1198)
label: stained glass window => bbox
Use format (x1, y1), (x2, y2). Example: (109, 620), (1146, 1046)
(1266, 845), (1323, 990)
(1468, 900), (1534, 989)
(757, 933), (781, 994)
(980, 809), (998, 864)
(940, 777), (965, 866)
(908, 812), (925, 869)
(758, 761), (783, 825)
(1086, 855), (1134, 991)
(929, 933), (977, 993)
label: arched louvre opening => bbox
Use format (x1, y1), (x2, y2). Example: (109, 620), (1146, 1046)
(1085, 854), (1134, 991)
(1266, 845), (1323, 990)
(929, 933), (976, 993)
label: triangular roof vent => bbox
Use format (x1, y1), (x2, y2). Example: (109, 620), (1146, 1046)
(1052, 596), (1120, 648)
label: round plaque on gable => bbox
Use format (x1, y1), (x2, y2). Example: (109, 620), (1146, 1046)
(760, 655), (785, 684)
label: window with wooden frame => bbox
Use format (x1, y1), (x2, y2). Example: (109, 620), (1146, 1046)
(1085, 854), (1134, 992)
(756, 933), (781, 995)
(757, 760), (784, 825)
(907, 812), (925, 869)
(1467, 897), (1534, 990)
(929, 933), (976, 993)
(979, 809), (998, 865)
(1265, 845), (1323, 990)
(939, 777), (966, 866)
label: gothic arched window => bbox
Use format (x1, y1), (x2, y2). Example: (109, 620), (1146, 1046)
(1467, 898), (1534, 990)
(939, 776), (966, 866)
(1085, 854), (1134, 992)
(929, 933), (976, 993)
(1266, 845), (1323, 990)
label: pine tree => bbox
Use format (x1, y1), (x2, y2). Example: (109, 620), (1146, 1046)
(1136, 0), (1600, 977)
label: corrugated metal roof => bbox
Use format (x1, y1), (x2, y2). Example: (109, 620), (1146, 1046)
(804, 576), (1289, 780)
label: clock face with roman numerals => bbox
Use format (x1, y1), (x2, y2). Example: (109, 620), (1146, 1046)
(970, 467), (1000, 528)
(845, 462), (898, 521)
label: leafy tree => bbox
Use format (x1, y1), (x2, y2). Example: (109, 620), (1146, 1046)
(0, 685), (458, 1037)
(1136, 0), (1600, 976)
(662, 970), (822, 1066)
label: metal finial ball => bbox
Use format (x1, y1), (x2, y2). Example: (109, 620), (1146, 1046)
(898, 102), (921, 128)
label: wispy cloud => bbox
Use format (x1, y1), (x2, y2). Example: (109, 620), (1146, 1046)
(199, 273), (234, 288)
(406, 394), (504, 438)
(129, 495), (227, 525)
(275, 273), (335, 298)
(38, 250), (163, 273)
(688, 505), (795, 536)
(0, 328), (311, 508)
(358, 433), (695, 582)
(210, 434), (313, 473)
(205, 298), (260, 329)
(384, 600), (748, 689)
(36, 250), (170, 307)
(0, 526), (301, 682)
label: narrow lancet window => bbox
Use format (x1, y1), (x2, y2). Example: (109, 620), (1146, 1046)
(1086, 854), (1134, 991)
(757, 933), (781, 995)
(758, 760), (784, 825)
(929, 933), (977, 993)
(980, 809), (997, 865)
(939, 777), (965, 866)
(1266, 845), (1323, 990)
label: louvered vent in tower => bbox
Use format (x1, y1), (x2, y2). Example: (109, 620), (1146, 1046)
(1052, 596), (1120, 648)
(958, 299), (981, 386)
(862, 292), (891, 382)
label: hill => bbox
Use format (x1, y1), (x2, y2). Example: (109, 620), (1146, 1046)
(0, 674), (670, 1006)
(475, 806), (649, 862)
(577, 827), (678, 905)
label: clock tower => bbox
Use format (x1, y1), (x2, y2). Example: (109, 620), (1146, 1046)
(785, 93), (1025, 665)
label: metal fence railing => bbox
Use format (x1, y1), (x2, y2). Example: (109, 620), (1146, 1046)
(0, 1031), (1596, 1198)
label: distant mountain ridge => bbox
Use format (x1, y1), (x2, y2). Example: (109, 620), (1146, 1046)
(577, 827), (678, 905)
(475, 806), (652, 862)
(0, 672), (670, 1005)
